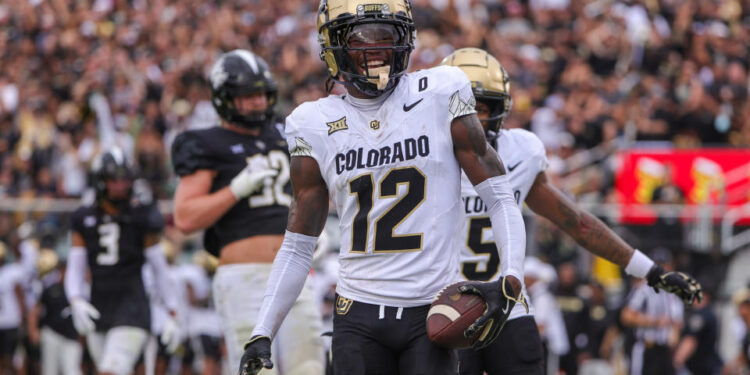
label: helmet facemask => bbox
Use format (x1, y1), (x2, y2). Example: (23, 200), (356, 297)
(213, 84), (277, 129)
(319, 2), (415, 97)
(476, 93), (512, 140)
(210, 51), (278, 129)
(91, 149), (135, 211)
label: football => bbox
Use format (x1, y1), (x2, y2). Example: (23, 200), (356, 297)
(426, 281), (487, 349)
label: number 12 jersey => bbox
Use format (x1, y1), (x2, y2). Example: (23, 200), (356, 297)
(286, 66), (476, 307)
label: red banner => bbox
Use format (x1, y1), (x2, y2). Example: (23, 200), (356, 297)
(615, 149), (750, 224)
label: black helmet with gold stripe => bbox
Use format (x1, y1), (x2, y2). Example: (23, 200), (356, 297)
(441, 48), (512, 138)
(317, 0), (416, 97)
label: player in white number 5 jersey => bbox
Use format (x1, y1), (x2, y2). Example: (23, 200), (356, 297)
(442, 48), (703, 375)
(238, 1), (529, 374)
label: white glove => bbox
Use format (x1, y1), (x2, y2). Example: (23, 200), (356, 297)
(70, 298), (100, 335)
(230, 160), (278, 199)
(160, 315), (182, 353)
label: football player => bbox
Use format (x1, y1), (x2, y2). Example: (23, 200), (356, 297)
(239, 1), (528, 374)
(64, 148), (180, 375)
(441, 47), (703, 375)
(28, 250), (83, 375)
(171, 49), (325, 374)
(0, 241), (25, 374)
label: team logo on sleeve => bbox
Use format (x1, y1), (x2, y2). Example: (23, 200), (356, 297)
(326, 116), (348, 135)
(448, 90), (477, 119)
(290, 137), (313, 157)
(335, 296), (354, 315)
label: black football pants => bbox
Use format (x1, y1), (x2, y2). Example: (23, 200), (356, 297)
(332, 295), (457, 375)
(458, 316), (544, 375)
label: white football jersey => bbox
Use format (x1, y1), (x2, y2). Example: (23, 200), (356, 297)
(457, 128), (548, 319)
(0, 264), (25, 328)
(286, 66), (477, 307)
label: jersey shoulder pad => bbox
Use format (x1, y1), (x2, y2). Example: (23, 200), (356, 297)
(285, 101), (329, 159)
(506, 129), (546, 156)
(70, 206), (91, 234)
(505, 128), (549, 173)
(415, 65), (472, 95)
(171, 129), (216, 176)
(286, 100), (329, 131)
(410, 66), (475, 121)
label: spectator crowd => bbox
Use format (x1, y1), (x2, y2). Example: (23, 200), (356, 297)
(0, 0), (749, 203)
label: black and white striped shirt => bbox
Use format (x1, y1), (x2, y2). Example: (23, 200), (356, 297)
(627, 281), (683, 344)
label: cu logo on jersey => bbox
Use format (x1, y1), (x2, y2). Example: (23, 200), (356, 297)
(336, 296), (354, 315)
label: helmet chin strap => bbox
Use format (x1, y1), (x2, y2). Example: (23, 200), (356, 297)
(366, 65), (391, 90)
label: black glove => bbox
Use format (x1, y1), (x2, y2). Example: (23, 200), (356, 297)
(646, 265), (703, 305)
(458, 276), (528, 350)
(239, 336), (273, 375)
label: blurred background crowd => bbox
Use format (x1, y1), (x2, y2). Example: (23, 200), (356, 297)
(0, 0), (749, 374)
(0, 0), (749, 201)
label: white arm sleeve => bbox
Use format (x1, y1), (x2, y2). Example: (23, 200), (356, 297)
(144, 242), (178, 312)
(251, 230), (317, 339)
(474, 174), (526, 281)
(89, 92), (116, 149)
(64, 246), (88, 301)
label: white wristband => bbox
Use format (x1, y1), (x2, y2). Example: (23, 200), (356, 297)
(625, 249), (654, 278)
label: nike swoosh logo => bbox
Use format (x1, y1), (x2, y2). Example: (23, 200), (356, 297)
(501, 298), (511, 315)
(507, 161), (522, 172)
(403, 98), (423, 112)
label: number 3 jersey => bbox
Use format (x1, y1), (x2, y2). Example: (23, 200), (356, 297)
(457, 128), (549, 320)
(286, 66), (476, 307)
(171, 124), (291, 255)
(70, 201), (164, 330)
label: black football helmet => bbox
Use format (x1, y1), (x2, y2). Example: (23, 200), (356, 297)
(90, 147), (135, 208)
(209, 49), (278, 128)
(318, 0), (416, 97)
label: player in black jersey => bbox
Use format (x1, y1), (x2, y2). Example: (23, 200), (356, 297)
(64, 148), (180, 375)
(171, 49), (324, 373)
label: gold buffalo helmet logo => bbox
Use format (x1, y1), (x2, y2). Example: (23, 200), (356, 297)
(369, 120), (380, 130)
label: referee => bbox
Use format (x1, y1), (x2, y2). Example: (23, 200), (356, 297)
(621, 248), (684, 375)
(673, 284), (721, 375)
